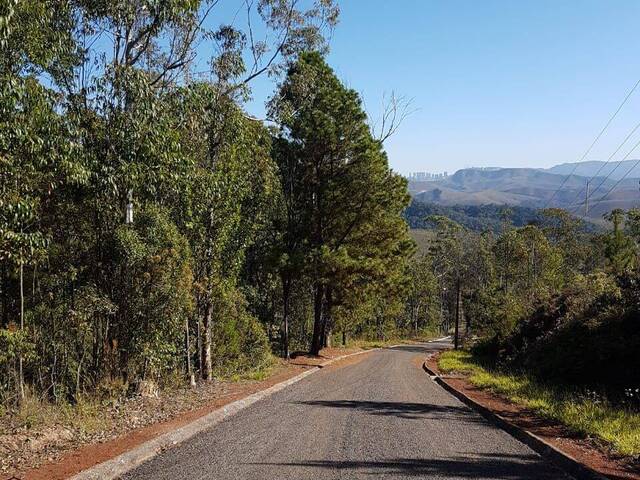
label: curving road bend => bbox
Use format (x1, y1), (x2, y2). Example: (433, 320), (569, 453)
(122, 340), (569, 479)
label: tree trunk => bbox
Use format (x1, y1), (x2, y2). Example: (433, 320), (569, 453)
(342, 330), (347, 346)
(202, 301), (213, 381)
(324, 327), (331, 348)
(465, 300), (471, 333)
(185, 316), (195, 386)
(76, 358), (83, 400)
(196, 313), (202, 378)
(323, 287), (333, 348)
(18, 261), (25, 403)
(1, 263), (8, 327)
(310, 283), (324, 355)
(281, 274), (291, 359)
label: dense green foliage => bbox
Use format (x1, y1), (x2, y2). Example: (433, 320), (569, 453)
(419, 205), (640, 399)
(404, 201), (544, 232)
(269, 52), (415, 354)
(0, 1), (429, 408)
(404, 200), (601, 233)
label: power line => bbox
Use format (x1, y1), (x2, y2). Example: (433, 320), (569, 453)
(565, 118), (640, 211)
(570, 135), (640, 214)
(543, 77), (640, 209)
(580, 141), (640, 215)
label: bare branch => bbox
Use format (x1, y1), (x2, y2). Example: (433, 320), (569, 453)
(223, 0), (299, 96)
(149, 1), (220, 88)
(370, 91), (417, 144)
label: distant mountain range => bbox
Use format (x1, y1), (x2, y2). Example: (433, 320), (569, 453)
(545, 160), (640, 180)
(408, 161), (640, 219)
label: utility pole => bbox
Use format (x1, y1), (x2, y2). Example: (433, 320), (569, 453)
(585, 180), (590, 216)
(454, 277), (460, 350)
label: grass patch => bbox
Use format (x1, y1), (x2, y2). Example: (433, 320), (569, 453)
(3, 392), (110, 434)
(437, 350), (482, 375)
(227, 354), (279, 382)
(438, 350), (640, 457)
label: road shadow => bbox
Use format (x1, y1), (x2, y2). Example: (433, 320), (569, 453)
(294, 399), (485, 421)
(248, 455), (564, 478)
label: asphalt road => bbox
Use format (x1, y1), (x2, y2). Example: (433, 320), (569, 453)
(122, 340), (568, 479)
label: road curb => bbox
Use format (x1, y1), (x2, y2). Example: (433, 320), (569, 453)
(422, 359), (609, 480)
(70, 349), (376, 480)
(422, 360), (439, 378)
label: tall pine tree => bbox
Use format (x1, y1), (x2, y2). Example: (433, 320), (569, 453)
(271, 52), (413, 354)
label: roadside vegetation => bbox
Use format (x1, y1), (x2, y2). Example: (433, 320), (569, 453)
(0, 0), (443, 437)
(345, 332), (440, 350)
(417, 206), (640, 459)
(5, 0), (638, 471)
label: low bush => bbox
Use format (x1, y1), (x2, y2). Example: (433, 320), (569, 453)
(210, 283), (272, 377)
(488, 272), (640, 394)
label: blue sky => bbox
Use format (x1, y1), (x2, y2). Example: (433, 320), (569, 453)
(230, 0), (640, 175)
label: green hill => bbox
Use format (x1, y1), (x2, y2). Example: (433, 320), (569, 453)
(404, 201), (542, 233)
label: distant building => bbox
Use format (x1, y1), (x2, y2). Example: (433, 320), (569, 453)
(406, 171), (448, 181)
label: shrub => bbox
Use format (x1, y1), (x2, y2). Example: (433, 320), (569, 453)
(112, 206), (194, 383)
(210, 282), (271, 377)
(0, 327), (35, 404)
(497, 272), (639, 394)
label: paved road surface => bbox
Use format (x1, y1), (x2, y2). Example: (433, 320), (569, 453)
(122, 340), (568, 479)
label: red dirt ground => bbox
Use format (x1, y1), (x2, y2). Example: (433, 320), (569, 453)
(425, 353), (640, 480)
(4, 348), (372, 480)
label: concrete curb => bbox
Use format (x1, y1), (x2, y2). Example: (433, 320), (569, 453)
(70, 349), (376, 480)
(422, 359), (609, 480)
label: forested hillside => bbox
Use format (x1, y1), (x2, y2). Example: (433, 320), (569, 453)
(404, 201), (543, 232)
(0, 1), (423, 410)
(404, 200), (602, 233)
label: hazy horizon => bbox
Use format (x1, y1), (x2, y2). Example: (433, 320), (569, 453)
(405, 158), (640, 177)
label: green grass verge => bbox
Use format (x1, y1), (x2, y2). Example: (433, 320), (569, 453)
(438, 350), (640, 457)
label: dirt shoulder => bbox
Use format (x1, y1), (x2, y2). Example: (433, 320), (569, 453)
(1, 347), (370, 480)
(425, 352), (640, 480)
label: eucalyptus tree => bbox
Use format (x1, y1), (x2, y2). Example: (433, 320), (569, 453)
(61, 0), (339, 380)
(170, 87), (278, 379)
(1, 0), (88, 401)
